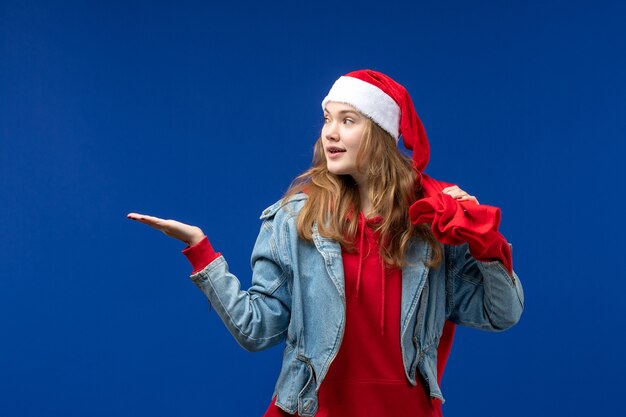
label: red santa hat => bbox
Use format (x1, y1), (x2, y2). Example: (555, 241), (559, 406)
(321, 69), (431, 172)
(323, 70), (515, 274)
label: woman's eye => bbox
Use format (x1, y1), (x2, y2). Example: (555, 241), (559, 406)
(344, 118), (354, 125)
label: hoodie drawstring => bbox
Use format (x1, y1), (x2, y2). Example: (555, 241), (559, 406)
(354, 212), (386, 334)
(380, 262), (386, 335)
(355, 213), (367, 298)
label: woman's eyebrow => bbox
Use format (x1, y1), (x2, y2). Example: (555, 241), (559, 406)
(323, 109), (361, 117)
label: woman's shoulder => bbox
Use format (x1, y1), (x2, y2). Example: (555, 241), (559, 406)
(259, 192), (308, 221)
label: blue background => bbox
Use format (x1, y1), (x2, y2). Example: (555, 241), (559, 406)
(1, 1), (624, 416)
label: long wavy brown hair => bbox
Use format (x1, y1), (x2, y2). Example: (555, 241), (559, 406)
(283, 118), (442, 268)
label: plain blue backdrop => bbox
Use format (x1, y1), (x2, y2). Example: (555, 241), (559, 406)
(1, 1), (624, 416)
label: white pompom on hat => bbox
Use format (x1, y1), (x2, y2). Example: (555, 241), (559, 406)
(321, 69), (431, 172)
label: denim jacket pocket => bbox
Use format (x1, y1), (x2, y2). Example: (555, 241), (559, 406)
(296, 354), (318, 417)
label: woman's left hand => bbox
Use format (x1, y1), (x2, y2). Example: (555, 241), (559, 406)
(442, 185), (479, 205)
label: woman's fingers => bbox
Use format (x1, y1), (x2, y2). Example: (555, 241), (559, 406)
(442, 186), (479, 205)
(127, 212), (205, 245)
(127, 212), (178, 234)
(458, 195), (480, 205)
(127, 213), (166, 229)
(442, 186), (464, 197)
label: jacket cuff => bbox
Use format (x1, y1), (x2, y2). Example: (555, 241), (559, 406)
(182, 236), (221, 274)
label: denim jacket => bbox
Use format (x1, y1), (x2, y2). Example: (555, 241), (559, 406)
(190, 193), (524, 416)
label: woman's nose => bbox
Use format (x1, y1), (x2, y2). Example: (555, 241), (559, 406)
(324, 123), (339, 141)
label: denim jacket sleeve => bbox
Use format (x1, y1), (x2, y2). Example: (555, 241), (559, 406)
(445, 243), (524, 331)
(189, 211), (292, 352)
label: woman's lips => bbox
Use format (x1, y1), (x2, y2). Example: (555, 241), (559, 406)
(326, 147), (346, 158)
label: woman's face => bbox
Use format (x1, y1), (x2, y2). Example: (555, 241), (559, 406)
(321, 102), (368, 183)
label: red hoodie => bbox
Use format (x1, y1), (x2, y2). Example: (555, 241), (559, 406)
(183, 214), (455, 417)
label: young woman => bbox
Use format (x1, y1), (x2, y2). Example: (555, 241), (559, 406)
(128, 70), (524, 417)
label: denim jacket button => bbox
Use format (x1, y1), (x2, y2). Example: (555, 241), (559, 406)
(303, 400), (312, 411)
